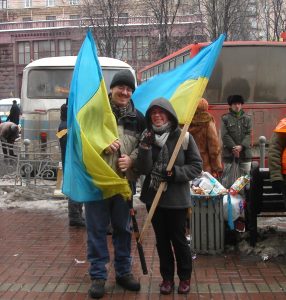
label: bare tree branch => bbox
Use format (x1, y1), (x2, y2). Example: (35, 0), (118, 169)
(81, 0), (129, 57)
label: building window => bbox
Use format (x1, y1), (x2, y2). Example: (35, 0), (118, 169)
(23, 17), (32, 28)
(136, 37), (149, 60)
(118, 12), (128, 24)
(59, 40), (71, 56)
(34, 40), (55, 60)
(69, 15), (79, 19)
(116, 38), (132, 61)
(23, 17), (32, 22)
(46, 16), (56, 20)
(1, 0), (7, 9)
(18, 42), (30, 65)
(46, 0), (55, 7)
(69, 0), (79, 4)
(24, 0), (32, 8)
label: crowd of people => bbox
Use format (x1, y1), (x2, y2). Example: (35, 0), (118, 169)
(2, 69), (285, 299)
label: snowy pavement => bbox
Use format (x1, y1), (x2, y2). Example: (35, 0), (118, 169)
(0, 184), (285, 260)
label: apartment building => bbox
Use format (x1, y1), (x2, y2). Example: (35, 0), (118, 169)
(0, 0), (205, 98)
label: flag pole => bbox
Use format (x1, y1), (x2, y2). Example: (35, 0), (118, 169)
(138, 122), (190, 244)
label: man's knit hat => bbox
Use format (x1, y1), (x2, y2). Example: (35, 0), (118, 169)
(227, 94), (244, 105)
(110, 69), (135, 91)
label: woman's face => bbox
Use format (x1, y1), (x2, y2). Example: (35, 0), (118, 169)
(150, 107), (169, 127)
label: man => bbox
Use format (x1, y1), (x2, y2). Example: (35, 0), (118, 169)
(57, 101), (85, 227)
(6, 100), (21, 125)
(268, 118), (286, 208)
(85, 69), (145, 299)
(221, 95), (252, 178)
(0, 121), (20, 157)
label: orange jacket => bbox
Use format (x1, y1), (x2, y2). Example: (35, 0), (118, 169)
(273, 118), (286, 174)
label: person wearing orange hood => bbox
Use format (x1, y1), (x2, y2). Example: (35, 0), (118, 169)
(188, 98), (223, 178)
(268, 117), (286, 208)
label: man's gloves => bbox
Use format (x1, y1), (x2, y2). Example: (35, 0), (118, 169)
(272, 180), (285, 194)
(140, 130), (155, 148)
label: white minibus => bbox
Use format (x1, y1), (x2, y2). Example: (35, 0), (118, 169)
(21, 56), (136, 148)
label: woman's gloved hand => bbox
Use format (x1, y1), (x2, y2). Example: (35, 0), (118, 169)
(161, 169), (175, 182)
(140, 130), (155, 148)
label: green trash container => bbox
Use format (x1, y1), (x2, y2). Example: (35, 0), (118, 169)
(190, 194), (224, 254)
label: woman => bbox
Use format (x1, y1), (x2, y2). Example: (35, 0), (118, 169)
(188, 98), (222, 178)
(136, 98), (202, 295)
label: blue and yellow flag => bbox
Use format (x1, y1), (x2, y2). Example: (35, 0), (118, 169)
(133, 34), (225, 124)
(62, 31), (131, 202)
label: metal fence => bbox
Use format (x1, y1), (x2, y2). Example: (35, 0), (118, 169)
(0, 139), (61, 195)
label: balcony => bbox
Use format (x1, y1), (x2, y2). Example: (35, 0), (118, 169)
(0, 14), (203, 32)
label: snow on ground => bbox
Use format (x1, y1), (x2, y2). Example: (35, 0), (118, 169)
(0, 184), (285, 260)
(0, 184), (68, 213)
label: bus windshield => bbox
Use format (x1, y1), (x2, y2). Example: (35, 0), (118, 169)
(27, 68), (125, 99)
(204, 46), (286, 103)
(28, 69), (72, 99)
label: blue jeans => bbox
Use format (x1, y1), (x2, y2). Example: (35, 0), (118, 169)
(84, 195), (132, 280)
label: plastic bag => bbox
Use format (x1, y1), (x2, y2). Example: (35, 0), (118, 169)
(223, 193), (244, 222)
(221, 158), (240, 189)
(191, 172), (227, 196)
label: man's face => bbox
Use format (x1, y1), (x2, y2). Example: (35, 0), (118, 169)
(231, 102), (242, 113)
(110, 85), (133, 107)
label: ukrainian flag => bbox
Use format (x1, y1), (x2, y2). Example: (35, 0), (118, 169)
(133, 34), (225, 124)
(62, 31), (131, 202)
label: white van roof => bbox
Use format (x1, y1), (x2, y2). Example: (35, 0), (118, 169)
(0, 98), (20, 105)
(24, 56), (132, 69)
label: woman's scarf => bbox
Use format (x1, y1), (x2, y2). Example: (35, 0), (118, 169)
(150, 122), (172, 191)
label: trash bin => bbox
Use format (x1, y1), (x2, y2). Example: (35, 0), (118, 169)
(190, 194), (224, 254)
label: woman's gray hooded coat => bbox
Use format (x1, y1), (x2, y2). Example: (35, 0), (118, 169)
(136, 98), (202, 209)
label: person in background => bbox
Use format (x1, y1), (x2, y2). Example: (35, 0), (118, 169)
(136, 98), (202, 295)
(85, 70), (145, 299)
(268, 117), (286, 208)
(6, 100), (21, 125)
(57, 101), (85, 228)
(0, 121), (20, 157)
(221, 95), (252, 176)
(188, 98), (222, 177)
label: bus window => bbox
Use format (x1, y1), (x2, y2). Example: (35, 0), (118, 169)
(28, 69), (73, 99)
(27, 68), (128, 100)
(175, 55), (184, 67)
(163, 61), (169, 72)
(204, 46), (286, 104)
(183, 53), (190, 63)
(154, 66), (159, 75)
(169, 60), (175, 70)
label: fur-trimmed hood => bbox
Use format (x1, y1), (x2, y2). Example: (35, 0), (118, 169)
(191, 111), (214, 125)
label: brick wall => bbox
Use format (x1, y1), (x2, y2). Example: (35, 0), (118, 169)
(0, 44), (15, 98)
